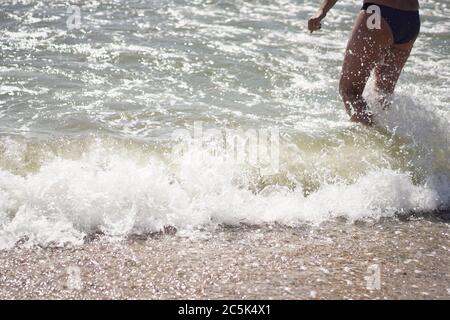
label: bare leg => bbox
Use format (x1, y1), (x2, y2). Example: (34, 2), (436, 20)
(339, 11), (393, 125)
(375, 39), (416, 109)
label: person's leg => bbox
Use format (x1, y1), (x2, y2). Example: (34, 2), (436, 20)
(374, 39), (416, 108)
(339, 11), (393, 125)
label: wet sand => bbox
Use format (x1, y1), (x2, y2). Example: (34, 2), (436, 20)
(0, 216), (449, 299)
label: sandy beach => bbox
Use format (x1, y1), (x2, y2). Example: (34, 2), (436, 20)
(1, 216), (449, 300)
(1, 0), (449, 300)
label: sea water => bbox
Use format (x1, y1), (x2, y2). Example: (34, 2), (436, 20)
(0, 0), (449, 249)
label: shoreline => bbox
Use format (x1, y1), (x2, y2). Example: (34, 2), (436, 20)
(1, 219), (449, 299)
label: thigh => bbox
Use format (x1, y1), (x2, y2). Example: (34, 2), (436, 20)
(340, 11), (393, 95)
(375, 39), (416, 94)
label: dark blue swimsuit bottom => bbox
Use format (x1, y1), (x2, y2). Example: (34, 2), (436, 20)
(362, 3), (421, 44)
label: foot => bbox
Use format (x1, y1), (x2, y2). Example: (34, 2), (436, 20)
(350, 111), (373, 126)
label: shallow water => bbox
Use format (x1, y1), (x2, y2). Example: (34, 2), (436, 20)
(0, 0), (449, 249)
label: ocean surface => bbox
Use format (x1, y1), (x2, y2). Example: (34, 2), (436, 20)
(0, 0), (449, 249)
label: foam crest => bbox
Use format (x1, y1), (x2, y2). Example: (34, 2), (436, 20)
(0, 138), (448, 249)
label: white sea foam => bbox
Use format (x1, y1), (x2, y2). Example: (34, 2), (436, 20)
(0, 133), (448, 249)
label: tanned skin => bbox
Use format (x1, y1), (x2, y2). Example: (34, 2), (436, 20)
(308, 0), (419, 125)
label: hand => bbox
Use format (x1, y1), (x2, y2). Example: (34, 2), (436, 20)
(308, 11), (325, 33)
